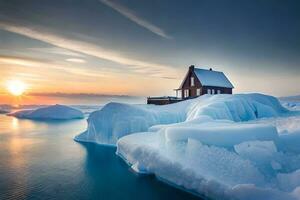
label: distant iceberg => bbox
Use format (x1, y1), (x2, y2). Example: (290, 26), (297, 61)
(0, 109), (10, 114)
(8, 104), (84, 120)
(0, 105), (12, 114)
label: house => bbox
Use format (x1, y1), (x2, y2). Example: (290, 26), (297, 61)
(147, 65), (234, 105)
(175, 65), (234, 99)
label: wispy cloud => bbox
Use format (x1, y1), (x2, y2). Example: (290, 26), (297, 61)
(100, 0), (171, 39)
(29, 92), (138, 99)
(0, 55), (108, 78)
(0, 22), (179, 79)
(66, 58), (86, 63)
(28, 47), (86, 57)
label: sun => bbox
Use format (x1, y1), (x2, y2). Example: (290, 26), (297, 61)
(6, 80), (27, 96)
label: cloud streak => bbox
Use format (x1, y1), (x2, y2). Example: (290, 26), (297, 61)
(0, 55), (108, 78)
(28, 47), (86, 57)
(29, 92), (138, 99)
(100, 0), (171, 39)
(66, 58), (86, 63)
(0, 22), (179, 79)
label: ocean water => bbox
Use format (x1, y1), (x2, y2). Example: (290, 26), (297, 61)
(0, 114), (200, 200)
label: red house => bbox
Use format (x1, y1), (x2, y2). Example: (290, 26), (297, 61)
(175, 65), (234, 99)
(147, 65), (234, 105)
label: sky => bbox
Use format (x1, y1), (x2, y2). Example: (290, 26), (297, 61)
(0, 0), (299, 104)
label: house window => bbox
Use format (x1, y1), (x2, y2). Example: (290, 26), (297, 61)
(217, 90), (221, 94)
(184, 89), (189, 98)
(212, 89), (215, 95)
(207, 89), (211, 94)
(190, 77), (194, 86)
(196, 88), (201, 96)
(176, 90), (182, 98)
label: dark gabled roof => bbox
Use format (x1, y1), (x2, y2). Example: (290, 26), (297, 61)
(179, 67), (234, 89)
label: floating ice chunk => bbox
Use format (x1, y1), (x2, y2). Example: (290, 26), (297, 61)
(8, 104), (84, 120)
(0, 109), (10, 114)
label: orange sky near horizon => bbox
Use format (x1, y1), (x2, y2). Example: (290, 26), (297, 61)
(1, 63), (300, 105)
(0, 66), (182, 105)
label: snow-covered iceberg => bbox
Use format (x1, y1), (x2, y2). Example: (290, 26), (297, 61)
(0, 105), (12, 114)
(8, 104), (84, 120)
(76, 93), (300, 199)
(75, 93), (289, 145)
(0, 109), (10, 114)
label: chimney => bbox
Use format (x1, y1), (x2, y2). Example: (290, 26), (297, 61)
(189, 65), (195, 71)
(209, 68), (212, 71)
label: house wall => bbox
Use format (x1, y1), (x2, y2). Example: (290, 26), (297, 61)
(181, 68), (203, 98)
(202, 86), (232, 94)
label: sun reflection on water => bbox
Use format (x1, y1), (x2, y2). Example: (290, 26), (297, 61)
(11, 117), (19, 130)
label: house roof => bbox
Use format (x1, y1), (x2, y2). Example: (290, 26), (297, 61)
(194, 68), (234, 88)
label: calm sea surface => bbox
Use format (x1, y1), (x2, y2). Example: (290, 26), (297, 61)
(0, 114), (200, 200)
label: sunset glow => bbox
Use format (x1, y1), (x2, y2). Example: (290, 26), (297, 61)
(0, 0), (299, 105)
(6, 80), (27, 96)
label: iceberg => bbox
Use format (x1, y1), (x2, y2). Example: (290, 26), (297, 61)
(0, 105), (12, 114)
(76, 93), (300, 199)
(0, 109), (10, 114)
(76, 93), (288, 145)
(8, 104), (84, 120)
